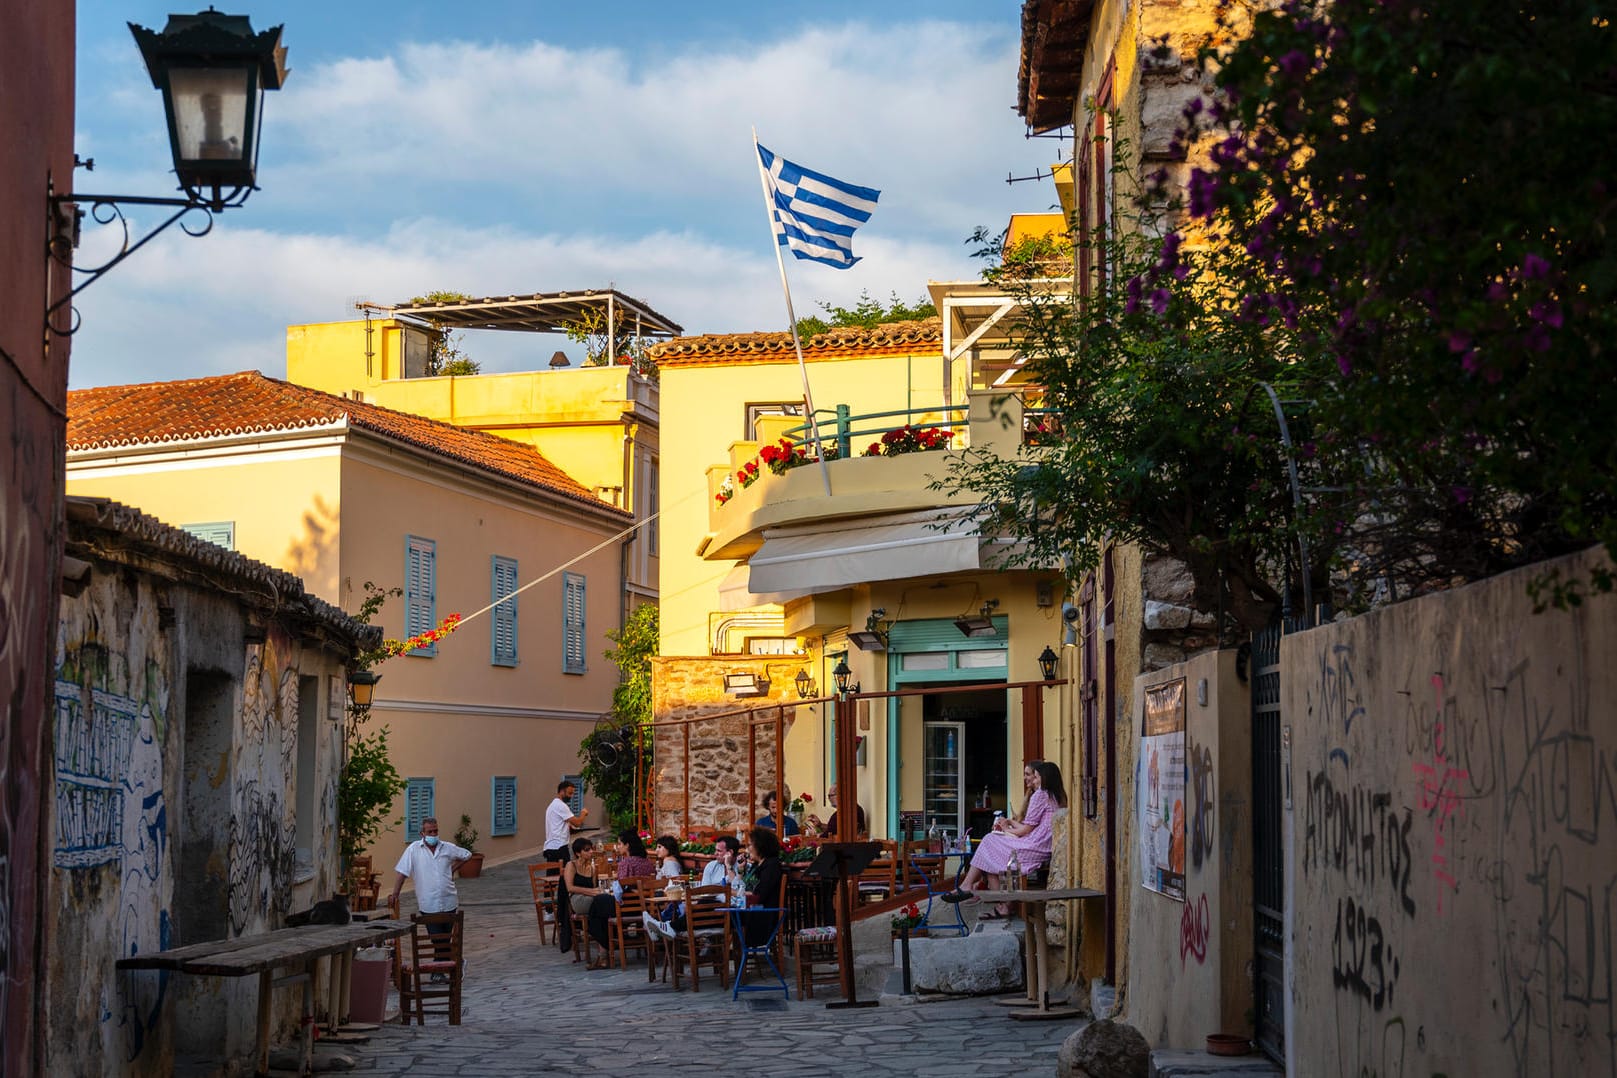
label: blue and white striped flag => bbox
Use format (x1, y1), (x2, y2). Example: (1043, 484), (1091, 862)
(757, 143), (880, 269)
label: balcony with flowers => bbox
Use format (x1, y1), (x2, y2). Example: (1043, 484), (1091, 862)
(702, 388), (1037, 563)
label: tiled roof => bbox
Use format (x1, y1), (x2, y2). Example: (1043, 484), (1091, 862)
(67, 371), (624, 515)
(64, 495), (382, 651)
(649, 317), (942, 366)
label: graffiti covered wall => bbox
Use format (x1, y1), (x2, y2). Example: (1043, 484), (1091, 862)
(1285, 547), (1617, 1077)
(48, 541), (348, 1076)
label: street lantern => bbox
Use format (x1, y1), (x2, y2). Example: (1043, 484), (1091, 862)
(832, 657), (854, 696)
(130, 9), (289, 208)
(794, 668), (816, 699)
(347, 669), (381, 711)
(1038, 645), (1060, 681)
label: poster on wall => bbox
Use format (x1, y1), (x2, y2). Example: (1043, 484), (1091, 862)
(1138, 677), (1187, 901)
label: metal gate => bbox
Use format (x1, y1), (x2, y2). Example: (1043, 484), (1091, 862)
(1251, 622), (1286, 1062)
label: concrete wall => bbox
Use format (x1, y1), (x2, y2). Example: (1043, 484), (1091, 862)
(48, 553), (348, 1075)
(1283, 547), (1617, 1077)
(0, 3), (74, 1070)
(1126, 649), (1254, 1046)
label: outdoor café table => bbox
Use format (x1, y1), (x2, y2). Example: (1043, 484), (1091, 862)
(115, 918), (410, 1075)
(973, 886), (1103, 1020)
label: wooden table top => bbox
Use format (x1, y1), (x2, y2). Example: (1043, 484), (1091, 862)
(972, 886), (1104, 902)
(115, 919), (411, 976)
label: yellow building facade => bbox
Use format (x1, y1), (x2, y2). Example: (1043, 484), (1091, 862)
(65, 372), (629, 869)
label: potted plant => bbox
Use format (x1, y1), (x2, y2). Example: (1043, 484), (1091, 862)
(454, 814), (484, 878)
(890, 902), (926, 940)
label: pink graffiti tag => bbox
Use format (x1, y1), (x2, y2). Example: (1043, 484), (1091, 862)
(1411, 674), (1468, 913)
(1179, 893), (1211, 967)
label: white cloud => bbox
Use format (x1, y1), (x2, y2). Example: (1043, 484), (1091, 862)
(64, 16), (1057, 388)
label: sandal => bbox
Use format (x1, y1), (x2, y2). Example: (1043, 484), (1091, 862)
(940, 889), (975, 904)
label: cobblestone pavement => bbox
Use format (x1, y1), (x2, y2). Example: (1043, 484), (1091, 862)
(345, 858), (1079, 1077)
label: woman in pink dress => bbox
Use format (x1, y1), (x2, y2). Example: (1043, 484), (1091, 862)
(943, 761), (1067, 917)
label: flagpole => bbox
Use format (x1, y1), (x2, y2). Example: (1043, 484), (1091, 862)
(753, 127), (833, 497)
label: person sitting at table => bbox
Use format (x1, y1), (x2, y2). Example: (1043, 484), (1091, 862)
(806, 783), (866, 837)
(614, 829), (657, 879)
(701, 834), (742, 887)
(653, 835), (686, 878)
(644, 833), (746, 940)
(943, 761), (1067, 919)
(993, 760), (1042, 833)
(563, 837), (614, 968)
(735, 827), (787, 948)
(754, 790), (801, 836)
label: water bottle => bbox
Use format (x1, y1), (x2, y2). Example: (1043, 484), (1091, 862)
(928, 821), (941, 853)
(1006, 849), (1021, 890)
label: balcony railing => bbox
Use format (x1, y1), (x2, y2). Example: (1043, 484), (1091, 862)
(782, 403), (968, 459)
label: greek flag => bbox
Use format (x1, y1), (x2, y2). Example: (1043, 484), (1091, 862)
(758, 143), (880, 269)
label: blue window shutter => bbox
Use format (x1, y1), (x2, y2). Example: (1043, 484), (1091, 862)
(181, 521), (235, 550)
(405, 778), (435, 839)
(563, 774), (584, 816)
(490, 776), (517, 837)
(490, 556), (519, 667)
(405, 535), (437, 655)
(562, 572), (586, 673)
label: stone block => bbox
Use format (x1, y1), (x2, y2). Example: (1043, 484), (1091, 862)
(1059, 1019), (1152, 1078)
(908, 930), (1025, 995)
(1142, 555), (1196, 604)
(1144, 600), (1194, 631)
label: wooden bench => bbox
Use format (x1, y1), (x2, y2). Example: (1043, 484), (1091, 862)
(116, 919), (410, 1075)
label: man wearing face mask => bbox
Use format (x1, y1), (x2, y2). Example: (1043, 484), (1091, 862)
(390, 817), (472, 980)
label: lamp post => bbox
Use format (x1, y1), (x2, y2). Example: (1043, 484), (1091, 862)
(794, 668), (816, 699)
(346, 669), (381, 713)
(47, 9), (288, 335)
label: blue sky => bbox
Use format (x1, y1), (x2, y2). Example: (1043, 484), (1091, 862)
(68, 2), (1060, 387)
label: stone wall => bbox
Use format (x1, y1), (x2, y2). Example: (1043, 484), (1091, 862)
(1283, 546), (1617, 1077)
(650, 655), (810, 835)
(45, 504), (358, 1076)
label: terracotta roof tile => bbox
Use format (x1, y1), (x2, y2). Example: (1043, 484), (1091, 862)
(649, 317), (942, 366)
(67, 371), (624, 515)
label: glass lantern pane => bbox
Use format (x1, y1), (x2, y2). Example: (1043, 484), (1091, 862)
(168, 66), (252, 163)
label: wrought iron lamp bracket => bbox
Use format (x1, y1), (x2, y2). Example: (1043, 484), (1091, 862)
(45, 185), (253, 337)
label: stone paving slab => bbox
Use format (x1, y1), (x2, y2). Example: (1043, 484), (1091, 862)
(334, 858), (1083, 1076)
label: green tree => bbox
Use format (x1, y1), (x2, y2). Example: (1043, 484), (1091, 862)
(795, 290), (936, 339)
(409, 290), (482, 376)
(1182, 0), (1617, 603)
(578, 603), (657, 831)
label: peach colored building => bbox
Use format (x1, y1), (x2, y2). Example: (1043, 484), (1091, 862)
(65, 372), (628, 866)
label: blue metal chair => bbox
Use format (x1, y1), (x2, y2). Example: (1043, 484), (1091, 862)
(730, 905), (790, 1000)
(911, 845), (971, 937)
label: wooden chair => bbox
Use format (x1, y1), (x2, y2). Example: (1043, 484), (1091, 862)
(611, 876), (658, 971)
(662, 883), (731, 992)
(792, 924), (841, 1000)
(397, 910), (464, 1025)
(345, 855), (380, 911)
(855, 854), (898, 905)
(526, 861), (561, 945)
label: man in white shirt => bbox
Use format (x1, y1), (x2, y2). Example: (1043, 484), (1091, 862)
(389, 817), (472, 980)
(544, 780), (589, 951)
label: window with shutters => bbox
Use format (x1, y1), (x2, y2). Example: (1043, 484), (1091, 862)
(647, 459), (660, 556)
(490, 555), (518, 667)
(490, 776), (517, 836)
(562, 774), (585, 816)
(404, 535), (437, 656)
(181, 521), (235, 550)
(404, 778), (435, 839)
(562, 572), (586, 674)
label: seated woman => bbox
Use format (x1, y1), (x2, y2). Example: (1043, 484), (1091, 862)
(563, 837), (614, 967)
(644, 833), (749, 939)
(614, 830), (657, 880)
(943, 761), (1067, 919)
(734, 826), (787, 949)
(653, 835), (686, 879)
(754, 789), (801, 837)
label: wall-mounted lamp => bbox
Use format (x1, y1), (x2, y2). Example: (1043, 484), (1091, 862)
(831, 657), (858, 697)
(954, 598), (1000, 639)
(1038, 645), (1060, 681)
(723, 672), (769, 698)
(47, 10), (289, 336)
(794, 668), (817, 699)
(848, 608), (889, 651)
(347, 669), (381, 711)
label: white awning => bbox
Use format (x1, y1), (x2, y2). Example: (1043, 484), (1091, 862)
(745, 509), (983, 598)
(717, 563), (795, 612)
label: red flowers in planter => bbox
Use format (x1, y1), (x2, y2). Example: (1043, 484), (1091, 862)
(861, 425), (953, 457)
